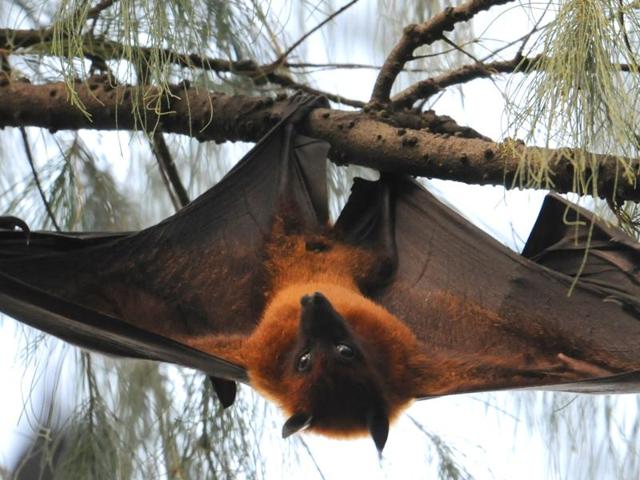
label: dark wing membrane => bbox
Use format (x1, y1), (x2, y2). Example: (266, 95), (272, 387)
(522, 193), (640, 313)
(337, 176), (640, 396)
(0, 95), (330, 382)
(0, 229), (127, 258)
(0, 272), (248, 381)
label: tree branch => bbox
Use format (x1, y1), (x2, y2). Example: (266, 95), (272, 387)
(391, 54), (542, 108)
(264, 71), (364, 108)
(19, 127), (61, 231)
(0, 0), (119, 50)
(87, 0), (119, 20)
(285, 57), (455, 72)
(390, 54), (636, 108)
(370, 0), (515, 105)
(0, 28), (364, 108)
(0, 29), (443, 74)
(150, 130), (190, 209)
(0, 81), (638, 201)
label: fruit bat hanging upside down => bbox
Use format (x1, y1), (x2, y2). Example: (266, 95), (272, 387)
(1, 95), (640, 453)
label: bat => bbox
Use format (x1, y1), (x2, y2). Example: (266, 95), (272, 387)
(1, 94), (639, 454)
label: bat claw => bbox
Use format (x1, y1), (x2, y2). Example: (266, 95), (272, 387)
(557, 353), (613, 378)
(208, 376), (237, 409)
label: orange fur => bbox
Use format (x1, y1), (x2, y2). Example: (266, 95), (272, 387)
(244, 282), (421, 436)
(186, 221), (612, 440)
(189, 223), (428, 438)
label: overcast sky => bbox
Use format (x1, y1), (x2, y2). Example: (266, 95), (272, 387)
(1, 2), (638, 479)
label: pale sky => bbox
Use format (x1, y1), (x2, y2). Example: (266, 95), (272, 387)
(1, 2), (638, 479)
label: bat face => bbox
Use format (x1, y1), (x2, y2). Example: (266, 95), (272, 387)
(243, 282), (423, 454)
(285, 291), (390, 451)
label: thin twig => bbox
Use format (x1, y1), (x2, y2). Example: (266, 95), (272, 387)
(285, 54), (455, 71)
(273, 0), (360, 65)
(472, 21), (548, 64)
(441, 34), (483, 65)
(135, 58), (190, 211)
(20, 127), (61, 231)
(267, 71), (365, 108)
(87, 0), (120, 35)
(298, 438), (328, 480)
(392, 51), (638, 108)
(199, 382), (219, 475)
(514, 10), (550, 59)
(370, 0), (515, 104)
(390, 54), (540, 107)
(151, 130), (190, 209)
(155, 145), (181, 212)
(618, 0), (634, 56)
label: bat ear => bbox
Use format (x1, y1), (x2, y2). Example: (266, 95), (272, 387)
(367, 407), (389, 455)
(281, 412), (313, 438)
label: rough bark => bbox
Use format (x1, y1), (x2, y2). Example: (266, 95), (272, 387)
(0, 79), (638, 201)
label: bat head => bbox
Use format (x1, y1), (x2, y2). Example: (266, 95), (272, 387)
(281, 291), (390, 454)
(245, 279), (421, 454)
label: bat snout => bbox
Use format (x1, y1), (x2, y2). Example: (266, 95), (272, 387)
(300, 291), (328, 307)
(299, 291), (351, 340)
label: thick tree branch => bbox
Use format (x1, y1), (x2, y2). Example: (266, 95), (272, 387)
(0, 81), (638, 201)
(305, 110), (640, 201)
(370, 0), (515, 105)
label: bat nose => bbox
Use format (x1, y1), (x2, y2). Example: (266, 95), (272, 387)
(300, 291), (350, 339)
(300, 291), (327, 307)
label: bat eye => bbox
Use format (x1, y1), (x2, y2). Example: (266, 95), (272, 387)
(297, 352), (312, 372)
(336, 343), (354, 358)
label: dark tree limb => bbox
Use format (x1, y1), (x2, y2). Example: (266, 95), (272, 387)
(19, 127), (61, 231)
(0, 80), (638, 201)
(151, 130), (190, 209)
(370, 0), (515, 105)
(305, 110), (640, 201)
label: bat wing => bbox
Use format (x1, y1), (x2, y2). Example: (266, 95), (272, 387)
(0, 95), (330, 386)
(336, 176), (640, 397)
(522, 193), (640, 313)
